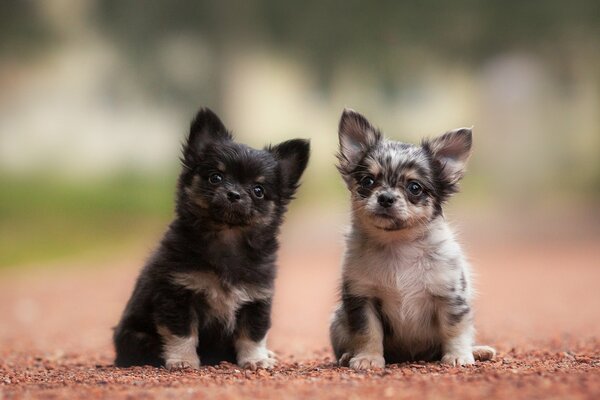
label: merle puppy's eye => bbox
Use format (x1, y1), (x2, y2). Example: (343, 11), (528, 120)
(407, 181), (423, 196)
(252, 184), (265, 198)
(208, 173), (223, 184)
(360, 176), (375, 188)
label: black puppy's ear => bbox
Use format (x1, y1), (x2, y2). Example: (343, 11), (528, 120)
(424, 127), (472, 187)
(269, 139), (310, 200)
(337, 108), (381, 176)
(183, 108), (232, 162)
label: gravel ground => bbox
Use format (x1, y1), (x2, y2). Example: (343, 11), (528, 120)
(2, 346), (600, 400)
(1, 223), (599, 399)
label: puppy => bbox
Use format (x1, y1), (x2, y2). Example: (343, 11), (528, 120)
(114, 108), (310, 370)
(330, 109), (495, 370)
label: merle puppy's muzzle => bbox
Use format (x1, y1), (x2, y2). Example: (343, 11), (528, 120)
(377, 192), (396, 208)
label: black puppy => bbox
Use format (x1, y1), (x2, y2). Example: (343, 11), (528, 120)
(113, 108), (310, 370)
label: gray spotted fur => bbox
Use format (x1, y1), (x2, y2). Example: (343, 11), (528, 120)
(330, 109), (495, 369)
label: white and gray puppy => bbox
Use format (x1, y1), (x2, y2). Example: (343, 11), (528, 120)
(330, 109), (495, 370)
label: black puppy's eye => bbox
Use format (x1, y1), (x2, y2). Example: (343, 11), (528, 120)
(208, 173), (223, 184)
(407, 181), (423, 196)
(252, 184), (265, 198)
(360, 176), (375, 188)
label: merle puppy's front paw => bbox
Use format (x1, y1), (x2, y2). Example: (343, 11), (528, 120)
(349, 353), (385, 370)
(165, 357), (200, 370)
(238, 355), (277, 371)
(441, 351), (475, 366)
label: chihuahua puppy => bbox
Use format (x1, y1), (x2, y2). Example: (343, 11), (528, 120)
(114, 108), (309, 370)
(330, 109), (495, 370)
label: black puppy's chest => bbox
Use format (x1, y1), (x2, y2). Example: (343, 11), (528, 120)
(189, 229), (276, 280)
(171, 267), (273, 331)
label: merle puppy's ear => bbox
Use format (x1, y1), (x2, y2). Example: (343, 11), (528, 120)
(337, 108), (381, 177)
(424, 127), (472, 187)
(183, 108), (232, 163)
(269, 139), (310, 200)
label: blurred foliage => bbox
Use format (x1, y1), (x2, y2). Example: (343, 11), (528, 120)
(0, 1), (55, 57)
(93, 0), (600, 61)
(0, 170), (342, 269)
(2, 0), (598, 103)
(0, 1), (598, 269)
(90, 0), (600, 103)
(0, 174), (175, 268)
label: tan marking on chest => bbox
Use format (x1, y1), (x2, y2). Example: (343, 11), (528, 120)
(171, 271), (272, 332)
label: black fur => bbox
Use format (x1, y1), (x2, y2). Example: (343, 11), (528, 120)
(447, 296), (471, 326)
(114, 108), (310, 368)
(341, 282), (369, 335)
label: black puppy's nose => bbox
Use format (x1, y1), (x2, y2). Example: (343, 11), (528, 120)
(377, 193), (395, 208)
(227, 191), (241, 202)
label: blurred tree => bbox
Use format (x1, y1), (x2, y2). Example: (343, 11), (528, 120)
(0, 0), (55, 57)
(92, 0), (600, 108)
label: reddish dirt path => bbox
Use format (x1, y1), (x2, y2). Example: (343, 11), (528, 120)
(1, 217), (599, 399)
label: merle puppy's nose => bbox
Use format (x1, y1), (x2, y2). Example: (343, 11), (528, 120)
(377, 193), (395, 208)
(227, 191), (241, 202)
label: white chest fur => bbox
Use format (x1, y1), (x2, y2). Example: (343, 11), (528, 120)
(170, 271), (272, 332)
(344, 219), (470, 347)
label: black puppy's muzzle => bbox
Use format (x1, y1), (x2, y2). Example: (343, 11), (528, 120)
(227, 190), (242, 203)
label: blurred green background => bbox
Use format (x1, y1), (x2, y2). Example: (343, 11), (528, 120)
(1, 0), (599, 269)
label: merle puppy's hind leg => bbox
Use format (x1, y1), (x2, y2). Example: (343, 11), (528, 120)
(473, 345), (496, 361)
(234, 299), (276, 370)
(154, 289), (200, 370)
